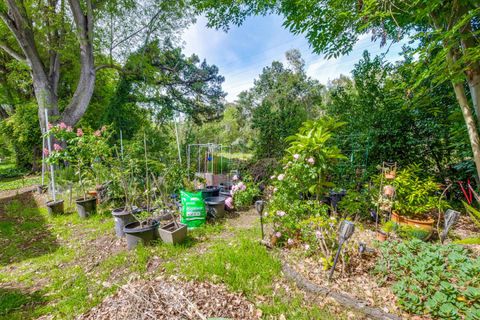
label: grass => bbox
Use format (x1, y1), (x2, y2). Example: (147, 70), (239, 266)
(0, 190), (337, 319)
(165, 228), (338, 319)
(0, 176), (42, 192)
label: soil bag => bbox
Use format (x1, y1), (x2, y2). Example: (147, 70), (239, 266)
(180, 190), (207, 228)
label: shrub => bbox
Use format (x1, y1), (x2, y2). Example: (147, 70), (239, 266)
(232, 179), (259, 208)
(374, 239), (480, 319)
(392, 165), (448, 218)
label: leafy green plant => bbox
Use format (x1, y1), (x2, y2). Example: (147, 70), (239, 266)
(380, 221), (397, 233)
(285, 117), (346, 199)
(337, 189), (371, 220)
(453, 238), (480, 245)
(392, 165), (447, 219)
(44, 124), (112, 199)
(232, 178), (259, 208)
(374, 239), (480, 318)
(463, 201), (480, 228)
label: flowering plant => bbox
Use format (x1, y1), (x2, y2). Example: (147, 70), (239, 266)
(43, 123), (111, 199)
(232, 177), (259, 209)
(266, 117), (345, 261)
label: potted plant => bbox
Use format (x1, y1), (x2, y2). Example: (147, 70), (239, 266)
(42, 126), (65, 215)
(71, 128), (110, 218)
(110, 152), (143, 237)
(377, 221), (396, 241)
(158, 210), (187, 244)
(391, 165), (447, 231)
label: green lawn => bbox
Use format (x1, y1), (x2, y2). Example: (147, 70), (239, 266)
(0, 176), (42, 192)
(0, 191), (340, 320)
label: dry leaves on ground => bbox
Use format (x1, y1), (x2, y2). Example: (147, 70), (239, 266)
(77, 276), (260, 320)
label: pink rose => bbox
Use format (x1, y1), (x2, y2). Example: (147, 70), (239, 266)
(315, 230), (322, 239)
(307, 157), (315, 165)
(77, 128), (84, 137)
(225, 197), (234, 209)
(66, 126), (73, 132)
(47, 123), (53, 129)
(237, 182), (246, 191)
(293, 154), (300, 160)
(94, 130), (101, 137)
(277, 174), (285, 181)
(53, 143), (62, 151)
(232, 175), (239, 181)
(59, 122), (67, 130)
(277, 210), (286, 217)
(287, 238), (294, 246)
(43, 148), (49, 156)
(304, 244), (310, 250)
(275, 231), (282, 238)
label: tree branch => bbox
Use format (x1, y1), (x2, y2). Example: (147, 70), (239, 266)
(95, 63), (123, 72)
(0, 42), (27, 62)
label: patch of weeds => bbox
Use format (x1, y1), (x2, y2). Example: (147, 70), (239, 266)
(0, 288), (44, 320)
(174, 235), (280, 296)
(0, 176), (41, 191)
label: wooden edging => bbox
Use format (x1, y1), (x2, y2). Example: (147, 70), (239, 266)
(281, 261), (401, 320)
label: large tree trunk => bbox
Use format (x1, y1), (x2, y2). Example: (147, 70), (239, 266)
(0, 0), (96, 131)
(452, 81), (480, 180)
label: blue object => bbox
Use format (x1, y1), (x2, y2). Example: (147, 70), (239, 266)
(207, 156), (212, 161)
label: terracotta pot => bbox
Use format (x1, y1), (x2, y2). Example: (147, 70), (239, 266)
(391, 211), (434, 231)
(376, 231), (388, 242)
(385, 172), (396, 179)
(270, 234), (278, 247)
(383, 185), (395, 197)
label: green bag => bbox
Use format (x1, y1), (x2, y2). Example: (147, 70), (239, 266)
(180, 190), (206, 228)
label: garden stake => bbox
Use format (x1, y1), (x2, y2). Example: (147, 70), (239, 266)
(440, 209), (460, 244)
(255, 200), (265, 239)
(329, 220), (355, 280)
(44, 109), (57, 202)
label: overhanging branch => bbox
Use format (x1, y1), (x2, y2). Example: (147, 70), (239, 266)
(0, 41), (27, 63)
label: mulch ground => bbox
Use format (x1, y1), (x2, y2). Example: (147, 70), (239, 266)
(77, 277), (260, 320)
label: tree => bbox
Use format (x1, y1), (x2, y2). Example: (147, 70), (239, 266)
(0, 0), (191, 132)
(103, 41), (226, 139)
(193, 0), (480, 179)
(236, 50), (324, 158)
(325, 51), (462, 180)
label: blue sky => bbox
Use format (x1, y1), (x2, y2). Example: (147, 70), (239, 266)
(182, 15), (408, 102)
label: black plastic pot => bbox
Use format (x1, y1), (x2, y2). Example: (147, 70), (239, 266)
(124, 220), (160, 250)
(205, 196), (226, 219)
(198, 186), (220, 199)
(219, 190), (231, 198)
(112, 207), (136, 238)
(46, 199), (64, 215)
(75, 197), (97, 219)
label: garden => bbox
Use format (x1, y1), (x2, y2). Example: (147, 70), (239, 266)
(1, 0), (480, 319)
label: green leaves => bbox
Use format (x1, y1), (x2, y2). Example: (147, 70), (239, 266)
(374, 239), (480, 318)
